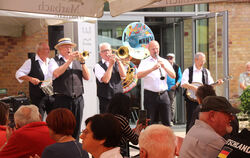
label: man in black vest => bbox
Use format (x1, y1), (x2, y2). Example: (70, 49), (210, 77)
(94, 42), (126, 113)
(181, 52), (223, 133)
(48, 38), (90, 139)
(16, 42), (50, 116)
(166, 53), (182, 125)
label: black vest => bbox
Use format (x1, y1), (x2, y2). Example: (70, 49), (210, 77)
(96, 61), (123, 99)
(53, 56), (84, 98)
(28, 57), (45, 99)
(188, 66), (208, 84)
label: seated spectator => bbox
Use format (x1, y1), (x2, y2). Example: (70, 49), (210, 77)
(31, 108), (89, 158)
(0, 105), (55, 158)
(188, 84), (217, 130)
(189, 85), (239, 139)
(217, 128), (250, 158)
(0, 101), (9, 148)
(139, 124), (176, 158)
(107, 93), (145, 157)
(80, 113), (122, 158)
(179, 96), (241, 158)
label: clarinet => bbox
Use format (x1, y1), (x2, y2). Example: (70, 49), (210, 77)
(156, 55), (165, 80)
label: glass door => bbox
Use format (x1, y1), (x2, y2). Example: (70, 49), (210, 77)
(182, 11), (229, 98)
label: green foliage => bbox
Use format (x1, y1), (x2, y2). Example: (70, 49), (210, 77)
(240, 86), (250, 114)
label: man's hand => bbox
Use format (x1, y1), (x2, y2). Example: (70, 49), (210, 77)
(152, 63), (160, 71)
(171, 85), (177, 90)
(217, 79), (224, 85)
(68, 51), (79, 62)
(30, 77), (40, 85)
(108, 54), (116, 66)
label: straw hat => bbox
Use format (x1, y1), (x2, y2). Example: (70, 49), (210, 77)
(54, 38), (77, 50)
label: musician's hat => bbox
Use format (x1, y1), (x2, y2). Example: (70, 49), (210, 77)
(200, 96), (240, 114)
(55, 38), (77, 50)
(166, 53), (175, 58)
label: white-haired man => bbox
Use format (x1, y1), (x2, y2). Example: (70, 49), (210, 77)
(0, 105), (55, 157)
(239, 61), (250, 95)
(139, 124), (176, 158)
(94, 42), (126, 113)
(16, 42), (50, 115)
(181, 52), (223, 133)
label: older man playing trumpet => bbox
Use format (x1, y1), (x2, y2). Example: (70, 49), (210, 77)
(94, 42), (126, 114)
(48, 38), (90, 140)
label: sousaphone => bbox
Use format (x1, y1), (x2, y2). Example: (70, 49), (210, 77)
(121, 22), (155, 93)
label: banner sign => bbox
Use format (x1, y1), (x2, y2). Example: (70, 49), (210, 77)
(147, 0), (250, 8)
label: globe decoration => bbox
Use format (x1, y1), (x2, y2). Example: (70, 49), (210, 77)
(122, 22), (155, 60)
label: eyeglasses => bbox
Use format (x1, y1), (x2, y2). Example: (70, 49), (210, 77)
(101, 49), (111, 53)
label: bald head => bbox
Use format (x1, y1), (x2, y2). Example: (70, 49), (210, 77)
(148, 40), (160, 59)
(139, 124), (176, 158)
(14, 105), (41, 128)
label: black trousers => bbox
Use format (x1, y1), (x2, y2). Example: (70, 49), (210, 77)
(144, 90), (171, 126)
(54, 95), (84, 140)
(98, 96), (111, 114)
(30, 95), (45, 118)
(185, 99), (198, 133)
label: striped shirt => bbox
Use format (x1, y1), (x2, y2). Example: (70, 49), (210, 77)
(114, 114), (138, 146)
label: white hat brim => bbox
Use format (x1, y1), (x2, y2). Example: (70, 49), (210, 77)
(54, 41), (77, 50)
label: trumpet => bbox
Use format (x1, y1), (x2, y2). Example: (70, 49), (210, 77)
(76, 51), (90, 63)
(112, 46), (130, 59)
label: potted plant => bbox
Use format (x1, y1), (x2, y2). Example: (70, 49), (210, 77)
(240, 86), (250, 114)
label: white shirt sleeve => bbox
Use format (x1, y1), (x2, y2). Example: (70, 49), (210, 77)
(207, 70), (214, 84)
(94, 63), (106, 83)
(181, 68), (190, 86)
(48, 58), (59, 80)
(15, 59), (31, 83)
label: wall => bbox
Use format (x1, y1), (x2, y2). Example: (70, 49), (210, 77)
(0, 29), (48, 98)
(209, 2), (250, 98)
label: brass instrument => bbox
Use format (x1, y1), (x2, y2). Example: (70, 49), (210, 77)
(77, 51), (89, 63)
(112, 46), (130, 60)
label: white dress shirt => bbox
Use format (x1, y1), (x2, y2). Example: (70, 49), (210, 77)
(48, 54), (73, 80)
(100, 147), (123, 158)
(138, 56), (174, 92)
(181, 64), (214, 86)
(94, 59), (110, 83)
(16, 54), (50, 83)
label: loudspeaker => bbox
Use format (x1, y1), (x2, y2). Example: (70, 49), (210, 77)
(48, 25), (64, 50)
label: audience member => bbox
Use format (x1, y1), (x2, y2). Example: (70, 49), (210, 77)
(166, 53), (182, 124)
(179, 96), (240, 158)
(0, 105), (55, 158)
(0, 101), (9, 148)
(30, 108), (89, 158)
(107, 93), (145, 157)
(80, 113), (122, 158)
(239, 61), (250, 95)
(139, 124), (176, 158)
(188, 84), (216, 130)
(217, 128), (250, 158)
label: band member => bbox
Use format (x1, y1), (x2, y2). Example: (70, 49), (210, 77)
(16, 42), (50, 116)
(181, 52), (223, 133)
(94, 42), (126, 114)
(137, 40), (176, 126)
(48, 38), (90, 139)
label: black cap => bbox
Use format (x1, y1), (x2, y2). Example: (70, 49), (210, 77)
(200, 96), (241, 114)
